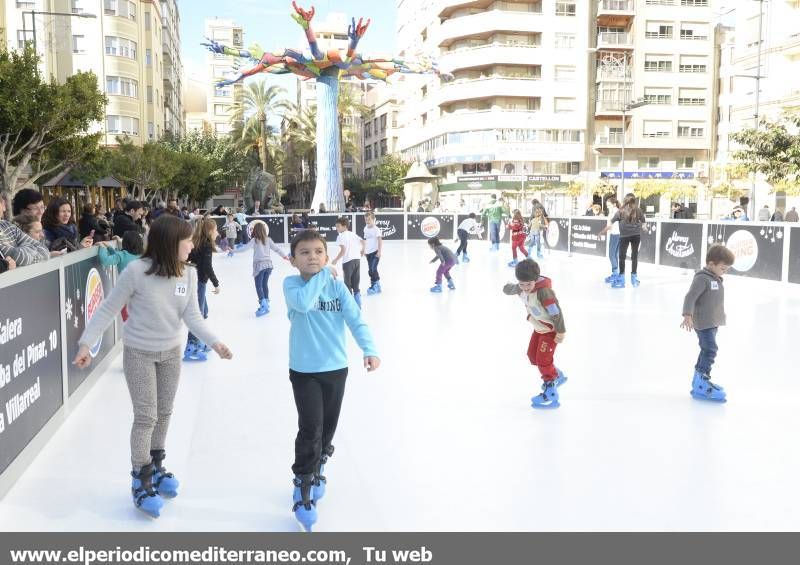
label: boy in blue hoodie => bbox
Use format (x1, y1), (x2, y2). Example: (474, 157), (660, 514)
(283, 229), (380, 531)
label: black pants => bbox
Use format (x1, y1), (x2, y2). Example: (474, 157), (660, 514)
(456, 229), (469, 255)
(290, 368), (348, 475)
(619, 235), (641, 275)
(342, 259), (361, 294)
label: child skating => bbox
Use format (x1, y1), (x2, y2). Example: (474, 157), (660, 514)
(600, 193), (645, 288)
(428, 237), (457, 292)
(73, 215), (233, 518)
(331, 216), (365, 308)
(237, 221), (290, 316)
(363, 212), (383, 295)
(222, 214), (241, 257)
(283, 230), (380, 531)
(603, 196), (621, 283)
(507, 209), (529, 267)
(185, 218), (220, 361)
(680, 244), (735, 403)
(526, 207), (547, 259)
(503, 259), (567, 409)
(455, 212), (481, 263)
(97, 231), (144, 322)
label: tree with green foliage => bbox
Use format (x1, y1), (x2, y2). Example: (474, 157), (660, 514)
(371, 154), (411, 195)
(731, 113), (800, 195)
(228, 81), (288, 174)
(108, 137), (179, 203)
(0, 47), (106, 217)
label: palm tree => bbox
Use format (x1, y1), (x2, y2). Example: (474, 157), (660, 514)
(228, 81), (288, 173)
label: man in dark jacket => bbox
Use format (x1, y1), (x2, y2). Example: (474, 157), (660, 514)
(112, 201), (146, 238)
(672, 203), (689, 219)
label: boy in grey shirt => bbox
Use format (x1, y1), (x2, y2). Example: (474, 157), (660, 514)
(680, 244), (736, 403)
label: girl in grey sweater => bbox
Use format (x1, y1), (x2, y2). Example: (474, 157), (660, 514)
(73, 215), (233, 518)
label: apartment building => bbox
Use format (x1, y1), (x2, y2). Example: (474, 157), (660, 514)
(205, 17), (243, 137)
(716, 0), (800, 215)
(160, 0), (183, 137)
(362, 83), (401, 179)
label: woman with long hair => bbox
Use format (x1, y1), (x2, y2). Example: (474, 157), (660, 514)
(185, 217), (220, 361)
(601, 193), (645, 288)
(41, 197), (93, 252)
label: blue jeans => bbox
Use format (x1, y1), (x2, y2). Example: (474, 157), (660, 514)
(366, 252), (380, 284)
(608, 233), (620, 274)
(489, 221), (500, 245)
(188, 281), (208, 345)
(526, 233), (542, 257)
(254, 267), (273, 302)
(695, 327), (718, 377)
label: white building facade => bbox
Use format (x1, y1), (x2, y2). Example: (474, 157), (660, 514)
(204, 17), (243, 137)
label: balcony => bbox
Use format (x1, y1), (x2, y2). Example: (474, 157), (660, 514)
(597, 31), (632, 50)
(438, 10), (546, 47)
(440, 43), (543, 71)
(595, 99), (629, 116)
(596, 66), (632, 81)
(597, 0), (635, 26)
(437, 77), (544, 106)
(594, 133), (630, 147)
(438, 0), (543, 19)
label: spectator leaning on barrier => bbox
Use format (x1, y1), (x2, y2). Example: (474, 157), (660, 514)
(112, 200), (146, 239)
(0, 195), (49, 267)
(11, 188), (46, 220)
(79, 203), (109, 243)
(42, 197), (93, 253)
(786, 207), (799, 222)
(757, 205), (771, 222)
(771, 208), (784, 222)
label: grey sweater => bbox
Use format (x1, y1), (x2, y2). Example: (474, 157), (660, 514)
(682, 268), (726, 330)
(430, 245), (457, 265)
(248, 237), (287, 276)
(79, 258), (219, 352)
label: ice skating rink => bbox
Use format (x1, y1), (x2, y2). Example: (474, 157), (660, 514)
(1, 239), (799, 531)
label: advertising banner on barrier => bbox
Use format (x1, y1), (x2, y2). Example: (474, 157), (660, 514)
(407, 214), (455, 240)
(354, 214), (405, 240)
(569, 218), (607, 256)
(308, 214), (354, 241)
(248, 216), (287, 244)
(707, 223), (784, 281)
(64, 257), (116, 395)
(659, 222), (704, 270)
(545, 218), (570, 252)
(790, 228), (800, 284)
(638, 221), (658, 265)
(0, 270), (64, 475)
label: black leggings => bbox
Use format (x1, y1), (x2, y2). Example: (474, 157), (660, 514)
(619, 235), (641, 275)
(342, 259), (361, 294)
(290, 368), (348, 475)
(456, 229), (469, 255)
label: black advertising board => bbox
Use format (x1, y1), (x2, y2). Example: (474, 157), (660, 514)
(637, 221), (658, 265)
(707, 223), (784, 281)
(247, 216), (287, 244)
(64, 257), (116, 395)
(790, 228), (800, 284)
(544, 218), (570, 252)
(354, 214), (405, 240)
(569, 218), (607, 256)
(308, 214), (354, 241)
(659, 222), (704, 270)
(0, 270), (64, 474)
(455, 215), (485, 241)
(406, 214), (455, 240)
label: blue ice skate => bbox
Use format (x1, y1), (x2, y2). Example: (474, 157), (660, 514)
(508, 259), (518, 267)
(611, 274), (625, 288)
(374, 281), (382, 293)
(131, 464), (164, 518)
(531, 381), (560, 409)
(255, 298), (268, 317)
(150, 449), (179, 498)
(604, 271), (619, 284)
(554, 369), (568, 388)
(631, 274), (641, 287)
(462, 253), (470, 263)
(292, 474), (318, 532)
(313, 446), (334, 502)
(227, 250), (234, 257)
(691, 372), (726, 403)
(430, 284), (442, 293)
(182, 342), (207, 362)
(366, 283), (378, 295)
(447, 279), (456, 290)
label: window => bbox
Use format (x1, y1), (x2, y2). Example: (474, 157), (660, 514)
(148, 122), (155, 140)
(680, 22), (708, 40)
(104, 0), (135, 19)
(106, 76), (138, 98)
(215, 86), (231, 98)
(681, 0), (708, 5)
(679, 55), (707, 73)
(644, 54), (672, 72)
(642, 121), (671, 137)
(16, 1), (35, 7)
(677, 156), (695, 169)
(643, 87), (672, 105)
(105, 36), (137, 59)
(599, 155), (622, 169)
(554, 33), (575, 48)
(645, 21), (673, 39)
(462, 163), (492, 174)
(365, 146), (372, 161)
(106, 115), (140, 135)
(392, 112), (398, 128)
(638, 156), (660, 169)
(364, 122), (372, 138)
(555, 2), (576, 16)
(72, 35), (86, 53)
(147, 86), (153, 103)
(554, 65), (576, 82)
(380, 114), (387, 132)
(214, 104), (226, 115)
(145, 12), (151, 30)
(554, 97), (576, 112)
(380, 139), (388, 156)
(17, 29), (34, 49)
(678, 88), (706, 105)
(646, 0), (674, 4)
(146, 49), (152, 66)
(71, 0), (84, 14)
(678, 122), (705, 137)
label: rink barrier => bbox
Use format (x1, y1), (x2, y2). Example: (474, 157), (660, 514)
(214, 214), (796, 283)
(0, 247), (120, 498)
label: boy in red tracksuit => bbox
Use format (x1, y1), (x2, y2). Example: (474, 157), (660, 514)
(503, 258), (567, 409)
(507, 209), (529, 267)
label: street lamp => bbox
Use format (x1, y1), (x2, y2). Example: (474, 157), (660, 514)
(22, 11), (97, 52)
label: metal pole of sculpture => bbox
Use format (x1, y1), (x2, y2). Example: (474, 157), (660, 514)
(203, 1), (451, 213)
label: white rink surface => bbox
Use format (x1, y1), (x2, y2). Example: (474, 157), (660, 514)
(2, 239), (800, 532)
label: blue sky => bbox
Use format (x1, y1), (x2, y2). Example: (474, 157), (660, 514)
(179, 0), (397, 100)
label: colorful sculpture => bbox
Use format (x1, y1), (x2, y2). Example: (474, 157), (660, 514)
(203, 1), (451, 212)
